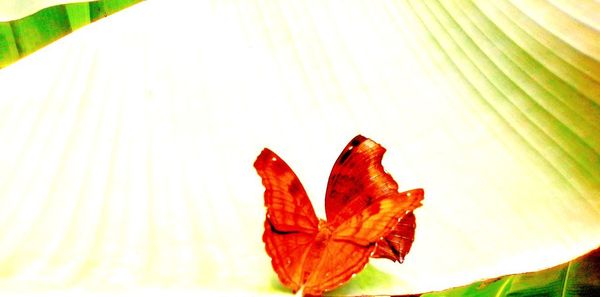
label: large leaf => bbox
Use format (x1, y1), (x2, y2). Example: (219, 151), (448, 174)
(0, 0), (598, 295)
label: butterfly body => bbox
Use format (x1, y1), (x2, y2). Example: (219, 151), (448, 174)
(255, 135), (424, 295)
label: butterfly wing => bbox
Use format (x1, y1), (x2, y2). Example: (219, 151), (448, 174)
(325, 135), (408, 225)
(299, 189), (423, 295)
(262, 221), (317, 292)
(332, 188), (423, 245)
(325, 135), (372, 222)
(371, 211), (416, 263)
(324, 135), (423, 261)
(302, 239), (375, 295)
(254, 148), (320, 292)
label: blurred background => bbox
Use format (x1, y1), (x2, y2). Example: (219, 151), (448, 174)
(0, 0), (599, 295)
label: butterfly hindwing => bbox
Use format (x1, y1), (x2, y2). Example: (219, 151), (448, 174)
(300, 189), (423, 295)
(332, 188), (423, 246)
(371, 211), (416, 263)
(302, 239), (374, 295)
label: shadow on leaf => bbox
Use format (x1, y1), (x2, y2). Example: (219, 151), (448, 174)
(326, 263), (403, 296)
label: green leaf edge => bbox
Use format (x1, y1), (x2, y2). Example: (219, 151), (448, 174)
(414, 246), (600, 297)
(0, 0), (143, 68)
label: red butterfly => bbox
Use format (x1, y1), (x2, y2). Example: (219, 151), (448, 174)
(254, 135), (424, 295)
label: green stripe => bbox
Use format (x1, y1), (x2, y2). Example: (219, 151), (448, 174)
(10, 5), (70, 56)
(66, 2), (92, 31)
(0, 23), (19, 68)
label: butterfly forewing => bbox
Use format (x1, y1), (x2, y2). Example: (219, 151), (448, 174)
(325, 136), (402, 227)
(255, 149), (319, 233)
(255, 149), (320, 292)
